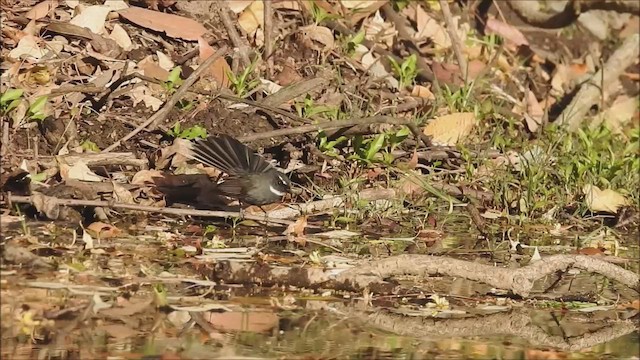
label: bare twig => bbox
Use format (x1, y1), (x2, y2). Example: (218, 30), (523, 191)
(263, 0), (274, 77)
(213, 1), (251, 68)
(102, 46), (228, 153)
(556, 33), (639, 131)
(379, 4), (440, 93)
(508, 0), (640, 29)
(438, 0), (468, 82)
(8, 194), (294, 225)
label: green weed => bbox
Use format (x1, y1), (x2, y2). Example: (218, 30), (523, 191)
(167, 123), (207, 140)
(388, 54), (418, 89)
(226, 61), (260, 98)
(0, 88), (24, 115)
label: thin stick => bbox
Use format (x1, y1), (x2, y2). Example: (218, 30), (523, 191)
(438, 0), (468, 82)
(8, 194), (293, 225)
(102, 46), (228, 153)
(263, 0), (274, 78)
(237, 115), (431, 148)
(213, 2), (251, 68)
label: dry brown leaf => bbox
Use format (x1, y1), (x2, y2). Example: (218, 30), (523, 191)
(397, 172), (424, 198)
(423, 112), (477, 146)
(411, 85), (435, 100)
(485, 17), (529, 47)
(341, 0), (386, 23)
(112, 182), (135, 204)
(583, 185), (629, 214)
(87, 222), (122, 239)
(139, 56), (169, 81)
(577, 247), (605, 256)
(204, 311), (279, 333)
(118, 7), (207, 41)
(131, 169), (165, 185)
(26, 0), (59, 20)
(227, 0), (254, 14)
(273, 1), (301, 10)
(31, 192), (60, 220)
(415, 5), (449, 48)
(284, 215), (308, 238)
(98, 324), (138, 339)
(198, 37), (231, 88)
(300, 25), (335, 52)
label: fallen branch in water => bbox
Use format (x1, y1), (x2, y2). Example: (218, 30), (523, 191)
(7, 194), (293, 225)
(205, 254), (639, 298)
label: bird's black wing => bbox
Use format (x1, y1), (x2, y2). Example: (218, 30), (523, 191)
(188, 135), (273, 175)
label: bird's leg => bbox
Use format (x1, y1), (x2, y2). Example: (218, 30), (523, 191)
(259, 205), (270, 237)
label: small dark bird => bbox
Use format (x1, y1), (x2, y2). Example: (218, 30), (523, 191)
(183, 134), (291, 206)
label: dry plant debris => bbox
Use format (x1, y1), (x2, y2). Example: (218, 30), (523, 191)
(0, 0), (638, 358)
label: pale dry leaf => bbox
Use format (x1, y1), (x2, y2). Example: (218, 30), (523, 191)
(530, 247), (542, 262)
(260, 78), (282, 95)
(423, 112), (477, 146)
(156, 50), (174, 71)
(108, 24), (132, 50)
(112, 182), (135, 204)
(26, 0), (59, 20)
(198, 37), (231, 88)
(128, 85), (163, 111)
(70, 2), (128, 35)
(87, 222), (122, 238)
(60, 161), (104, 182)
(238, 0), (264, 35)
(131, 169), (165, 185)
(341, 0), (386, 23)
(583, 185), (629, 214)
(83, 229), (94, 249)
(363, 10), (395, 48)
(31, 192), (60, 219)
(340, 0), (378, 9)
(118, 7), (207, 41)
(300, 25), (335, 51)
(415, 5), (450, 48)
(227, 0), (253, 14)
(362, 51), (398, 89)
(485, 17), (529, 47)
(601, 95), (639, 132)
(523, 90), (544, 132)
(8, 35), (46, 60)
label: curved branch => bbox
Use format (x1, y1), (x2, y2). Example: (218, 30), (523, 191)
(508, 0), (640, 29)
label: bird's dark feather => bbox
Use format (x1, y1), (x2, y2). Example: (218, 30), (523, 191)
(190, 135), (272, 175)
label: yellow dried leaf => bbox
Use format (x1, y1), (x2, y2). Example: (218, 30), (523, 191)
(583, 185), (629, 213)
(423, 112), (477, 146)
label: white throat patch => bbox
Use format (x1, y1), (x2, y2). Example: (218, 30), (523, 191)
(269, 184), (285, 197)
